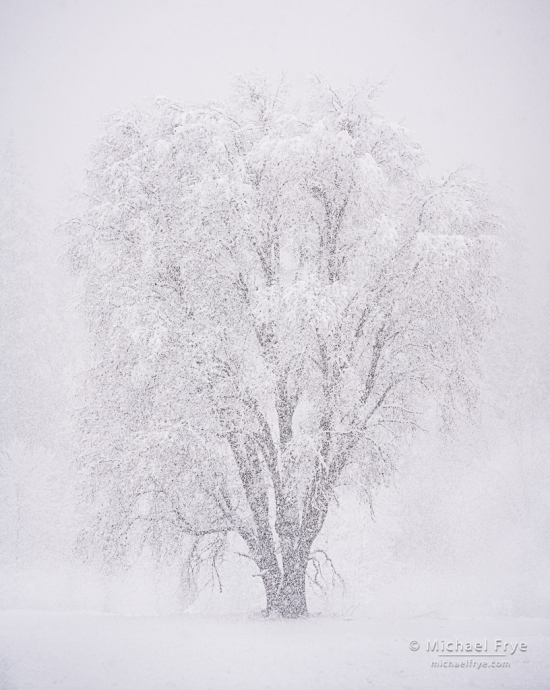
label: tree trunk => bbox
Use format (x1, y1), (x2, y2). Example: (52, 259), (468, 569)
(257, 475), (333, 618)
(274, 551), (309, 617)
(261, 566), (283, 614)
(259, 550), (308, 618)
(265, 470), (333, 617)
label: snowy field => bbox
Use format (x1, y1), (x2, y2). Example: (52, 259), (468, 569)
(0, 611), (548, 690)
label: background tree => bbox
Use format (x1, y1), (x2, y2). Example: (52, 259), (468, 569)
(68, 75), (501, 617)
(0, 140), (73, 578)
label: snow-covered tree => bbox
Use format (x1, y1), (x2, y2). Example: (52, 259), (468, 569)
(68, 75), (501, 617)
(0, 141), (49, 447)
(0, 140), (73, 574)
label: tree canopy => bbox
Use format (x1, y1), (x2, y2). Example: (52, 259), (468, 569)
(68, 75), (501, 617)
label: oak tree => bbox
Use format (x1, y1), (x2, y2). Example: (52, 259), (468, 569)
(68, 75), (500, 617)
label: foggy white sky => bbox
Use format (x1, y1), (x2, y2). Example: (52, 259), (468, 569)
(1, 0), (549, 282)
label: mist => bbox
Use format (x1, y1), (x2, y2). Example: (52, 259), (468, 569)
(1, 1), (549, 688)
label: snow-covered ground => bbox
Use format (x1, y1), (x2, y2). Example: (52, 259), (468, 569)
(0, 611), (548, 689)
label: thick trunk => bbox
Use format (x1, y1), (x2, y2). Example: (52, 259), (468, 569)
(264, 465), (334, 617)
(260, 490), (327, 618)
(260, 550), (308, 618)
(259, 474), (332, 617)
(230, 393), (335, 618)
(261, 566), (283, 613)
(275, 552), (308, 617)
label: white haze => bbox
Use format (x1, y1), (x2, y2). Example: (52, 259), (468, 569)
(0, 1), (549, 688)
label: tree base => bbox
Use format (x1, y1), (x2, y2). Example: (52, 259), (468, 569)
(264, 606), (309, 619)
